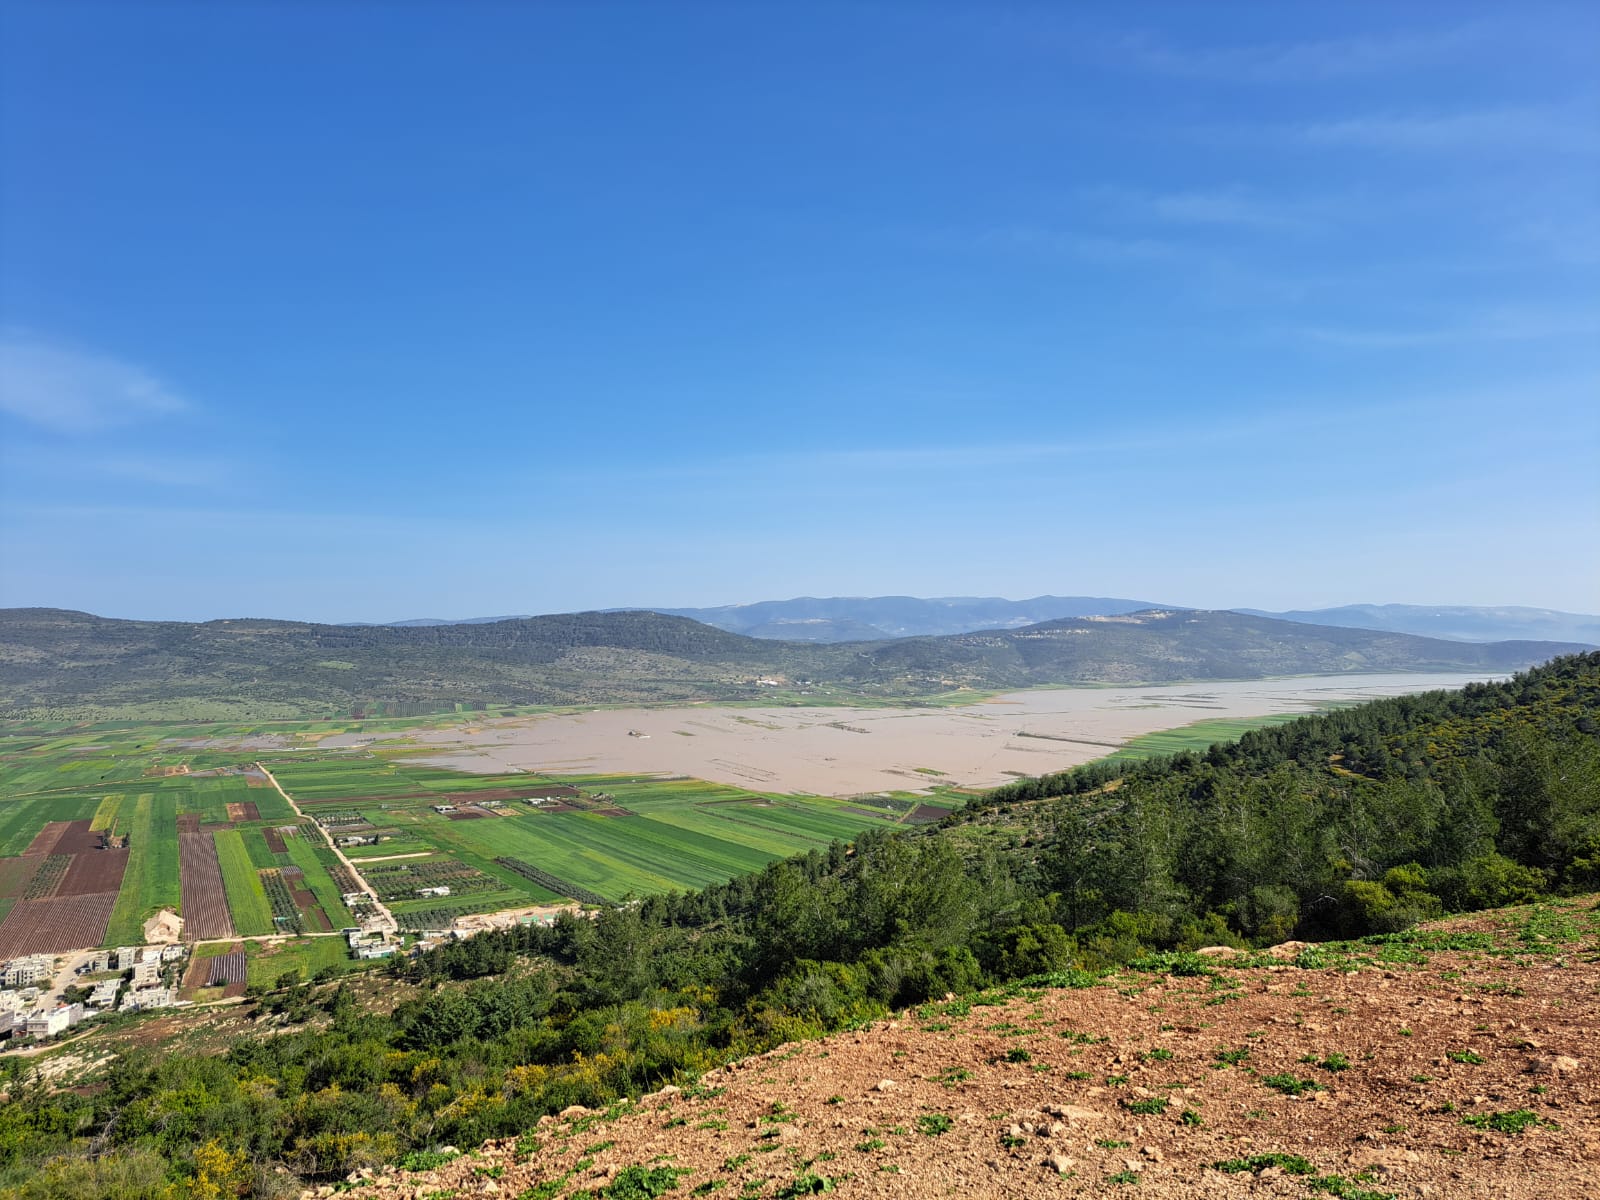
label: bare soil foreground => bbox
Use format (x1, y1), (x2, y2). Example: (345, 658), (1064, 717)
(331, 673), (1498, 796)
(333, 898), (1598, 1200)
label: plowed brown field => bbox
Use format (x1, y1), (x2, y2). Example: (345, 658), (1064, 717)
(177, 831), (233, 940)
(0, 890), (118, 956)
(57, 848), (130, 896)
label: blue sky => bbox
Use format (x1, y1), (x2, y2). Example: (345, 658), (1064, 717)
(1, 1), (1596, 622)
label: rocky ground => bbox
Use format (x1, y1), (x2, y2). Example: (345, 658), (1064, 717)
(330, 898), (1599, 1200)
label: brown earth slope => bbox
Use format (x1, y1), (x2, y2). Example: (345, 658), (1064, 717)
(330, 899), (1599, 1200)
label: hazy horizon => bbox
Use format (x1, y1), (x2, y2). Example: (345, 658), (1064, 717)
(3, 3), (1596, 621)
(7, 593), (1597, 630)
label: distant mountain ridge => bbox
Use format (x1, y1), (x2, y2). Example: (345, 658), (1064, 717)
(362, 596), (1599, 646)
(1241, 603), (1600, 645)
(647, 594), (1168, 640)
(0, 606), (1587, 720)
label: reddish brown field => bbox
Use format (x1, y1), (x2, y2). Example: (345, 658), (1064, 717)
(262, 827), (289, 854)
(445, 810), (487, 820)
(20, 821), (69, 856)
(225, 801), (261, 822)
(0, 890), (118, 956)
(177, 831), (234, 940)
(181, 953), (213, 992)
(56, 847), (130, 896)
(906, 804), (948, 824)
(51, 820), (109, 854)
(176, 813), (201, 834)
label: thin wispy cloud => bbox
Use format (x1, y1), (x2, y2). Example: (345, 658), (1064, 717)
(2, 447), (232, 489)
(1301, 106), (1599, 156)
(978, 226), (1190, 264)
(0, 334), (188, 434)
(1077, 185), (1324, 233)
(1108, 24), (1484, 83)
(1299, 308), (1600, 349)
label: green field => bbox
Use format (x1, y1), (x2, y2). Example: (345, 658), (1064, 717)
(1103, 713), (1312, 761)
(281, 834), (355, 928)
(243, 935), (361, 986)
(260, 750), (932, 906)
(214, 828), (275, 936)
(105, 791), (182, 945)
(0, 712), (967, 943)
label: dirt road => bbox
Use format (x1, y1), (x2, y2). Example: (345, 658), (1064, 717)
(254, 762), (398, 933)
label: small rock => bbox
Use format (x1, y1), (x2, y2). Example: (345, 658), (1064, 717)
(1044, 1153), (1075, 1174)
(1141, 1147), (1163, 1162)
(873, 1079), (897, 1092)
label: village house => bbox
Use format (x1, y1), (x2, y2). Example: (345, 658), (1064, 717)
(416, 885), (452, 898)
(120, 987), (178, 1012)
(1, 955), (54, 988)
(23, 1003), (83, 1039)
(87, 978), (121, 1009)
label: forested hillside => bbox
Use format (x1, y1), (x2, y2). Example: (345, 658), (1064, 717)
(1, 654), (1595, 1198)
(0, 606), (1585, 718)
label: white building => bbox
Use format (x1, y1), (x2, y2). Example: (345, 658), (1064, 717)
(416, 885), (452, 898)
(120, 987), (177, 1012)
(2, 955), (54, 988)
(23, 1004), (82, 1039)
(87, 979), (121, 1009)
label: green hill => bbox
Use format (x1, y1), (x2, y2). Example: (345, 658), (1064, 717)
(0, 606), (1587, 718)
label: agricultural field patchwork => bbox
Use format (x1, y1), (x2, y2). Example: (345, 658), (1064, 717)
(1, 713), (966, 948)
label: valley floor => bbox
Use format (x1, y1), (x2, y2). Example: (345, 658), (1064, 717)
(357, 673), (1499, 796)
